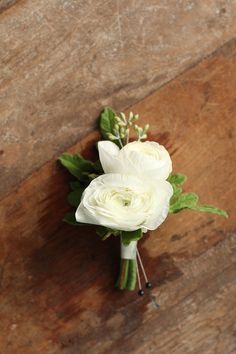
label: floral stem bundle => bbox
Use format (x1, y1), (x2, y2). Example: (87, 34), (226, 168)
(59, 107), (228, 295)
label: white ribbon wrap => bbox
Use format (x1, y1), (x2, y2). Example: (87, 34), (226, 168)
(121, 240), (137, 260)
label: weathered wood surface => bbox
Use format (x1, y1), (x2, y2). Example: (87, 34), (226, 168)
(0, 39), (236, 354)
(1, 0), (236, 199)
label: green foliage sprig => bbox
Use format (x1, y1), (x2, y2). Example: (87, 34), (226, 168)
(58, 152), (103, 226)
(59, 106), (228, 245)
(100, 107), (149, 148)
(168, 174), (228, 217)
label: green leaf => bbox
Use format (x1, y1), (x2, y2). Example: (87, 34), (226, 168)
(121, 229), (142, 246)
(169, 192), (199, 213)
(191, 204), (228, 218)
(96, 226), (119, 240)
(170, 184), (182, 204)
(93, 159), (104, 173)
(168, 173), (187, 186)
(96, 226), (112, 240)
(67, 190), (83, 207)
(63, 212), (80, 226)
(70, 181), (82, 191)
(82, 172), (99, 182)
(168, 172), (228, 218)
(59, 153), (95, 182)
(58, 153), (83, 179)
(100, 107), (116, 139)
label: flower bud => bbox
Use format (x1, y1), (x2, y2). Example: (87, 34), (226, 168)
(120, 127), (125, 135)
(107, 133), (117, 141)
(138, 126), (143, 134)
(114, 116), (122, 123)
(120, 112), (126, 122)
(129, 112), (134, 121)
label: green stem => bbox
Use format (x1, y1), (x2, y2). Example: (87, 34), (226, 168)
(116, 258), (137, 290)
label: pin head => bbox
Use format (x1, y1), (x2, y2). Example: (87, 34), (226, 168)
(138, 289), (145, 296)
(146, 282), (152, 289)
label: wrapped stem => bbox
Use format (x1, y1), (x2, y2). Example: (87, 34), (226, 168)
(116, 240), (137, 290)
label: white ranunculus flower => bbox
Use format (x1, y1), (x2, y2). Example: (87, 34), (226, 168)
(75, 173), (173, 232)
(98, 140), (172, 181)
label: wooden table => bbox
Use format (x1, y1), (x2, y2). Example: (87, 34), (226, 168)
(0, 39), (236, 354)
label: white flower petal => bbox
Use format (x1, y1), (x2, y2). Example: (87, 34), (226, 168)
(75, 173), (173, 232)
(120, 141), (172, 180)
(98, 141), (120, 173)
(144, 180), (173, 230)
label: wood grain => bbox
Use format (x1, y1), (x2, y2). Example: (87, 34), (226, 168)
(1, 0), (236, 198)
(0, 39), (236, 354)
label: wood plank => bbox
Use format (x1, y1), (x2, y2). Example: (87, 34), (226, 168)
(0, 40), (236, 353)
(1, 0), (236, 198)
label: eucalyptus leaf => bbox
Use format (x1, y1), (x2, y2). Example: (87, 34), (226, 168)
(121, 229), (142, 246)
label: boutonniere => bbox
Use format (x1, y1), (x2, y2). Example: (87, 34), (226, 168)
(59, 107), (228, 296)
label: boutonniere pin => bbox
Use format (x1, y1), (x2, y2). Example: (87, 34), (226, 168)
(59, 107), (228, 296)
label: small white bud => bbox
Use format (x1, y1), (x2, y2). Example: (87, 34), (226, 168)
(120, 112), (126, 122)
(120, 127), (125, 135)
(114, 115), (122, 123)
(107, 133), (117, 141)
